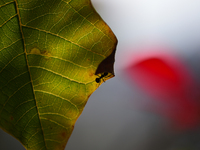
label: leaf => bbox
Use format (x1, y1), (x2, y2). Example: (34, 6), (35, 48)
(0, 0), (117, 150)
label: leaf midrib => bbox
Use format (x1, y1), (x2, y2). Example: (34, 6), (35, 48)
(14, 0), (47, 149)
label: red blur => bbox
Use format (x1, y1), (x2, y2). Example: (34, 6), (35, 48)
(125, 48), (200, 130)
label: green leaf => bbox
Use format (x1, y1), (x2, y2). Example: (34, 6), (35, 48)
(0, 0), (117, 149)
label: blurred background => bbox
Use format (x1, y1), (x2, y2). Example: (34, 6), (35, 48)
(1, 0), (200, 149)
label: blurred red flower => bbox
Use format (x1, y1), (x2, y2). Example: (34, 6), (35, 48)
(125, 48), (200, 130)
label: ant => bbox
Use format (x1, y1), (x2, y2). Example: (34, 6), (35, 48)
(95, 72), (109, 83)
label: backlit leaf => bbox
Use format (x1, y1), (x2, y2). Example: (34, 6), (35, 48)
(0, 0), (117, 149)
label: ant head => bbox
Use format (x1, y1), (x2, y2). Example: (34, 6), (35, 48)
(95, 78), (100, 83)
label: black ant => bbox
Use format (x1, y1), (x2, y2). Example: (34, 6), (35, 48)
(95, 72), (109, 83)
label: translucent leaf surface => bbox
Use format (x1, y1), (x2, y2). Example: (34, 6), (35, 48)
(0, 0), (117, 149)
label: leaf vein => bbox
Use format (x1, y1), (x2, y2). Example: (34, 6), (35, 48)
(27, 53), (88, 68)
(35, 90), (77, 109)
(0, 13), (17, 28)
(40, 113), (75, 120)
(14, 0), (48, 148)
(21, 24), (105, 57)
(0, 81), (31, 115)
(40, 117), (70, 130)
(66, 1), (114, 43)
(14, 106), (36, 126)
(0, 52), (24, 74)
(0, 38), (22, 52)
(0, 1), (14, 9)
(29, 65), (84, 83)
(14, 99), (34, 112)
(0, 71), (28, 95)
(23, 113), (38, 131)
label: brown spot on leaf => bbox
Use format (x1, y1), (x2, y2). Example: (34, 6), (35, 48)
(10, 116), (13, 121)
(88, 94), (92, 98)
(61, 131), (67, 138)
(61, 145), (65, 150)
(41, 51), (51, 59)
(89, 72), (94, 77)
